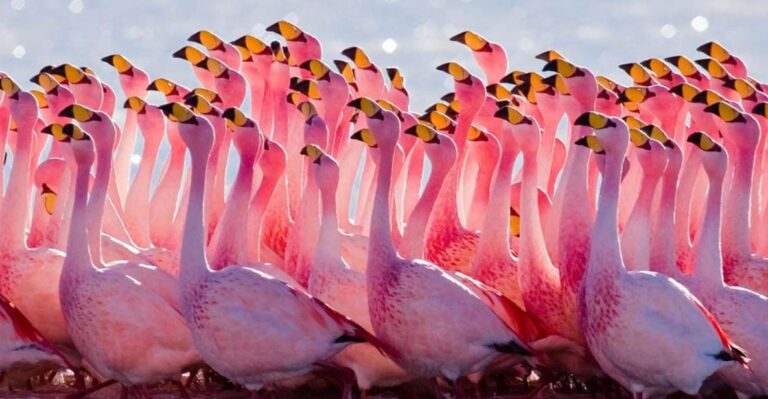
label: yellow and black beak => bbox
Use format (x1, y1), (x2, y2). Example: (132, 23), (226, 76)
(59, 104), (102, 122)
(668, 83), (701, 102)
(640, 58), (672, 79)
(41, 123), (70, 142)
(195, 57), (229, 79)
(61, 123), (90, 141)
(184, 94), (219, 116)
(500, 70), (526, 85)
(574, 112), (616, 129)
(299, 59), (331, 81)
(618, 87), (656, 104)
(188, 88), (223, 106)
(640, 124), (674, 148)
(386, 67), (406, 92)
(291, 78), (321, 100)
(158, 102), (198, 125)
(449, 31), (492, 52)
(486, 84), (511, 100)
(50, 64), (91, 85)
(664, 55), (701, 79)
(574, 135), (605, 154)
(231, 35), (272, 61)
(31, 90), (48, 109)
(296, 101), (318, 122)
(622, 115), (646, 129)
(376, 99), (404, 122)
(618, 63), (652, 86)
(40, 183), (57, 215)
(466, 125), (489, 142)
(299, 144), (324, 164)
(541, 74), (570, 95)
(695, 58), (730, 80)
(188, 30), (225, 51)
(123, 96), (147, 114)
(350, 128), (378, 148)
(172, 46), (207, 65)
(348, 97), (384, 120)
(704, 101), (747, 123)
(147, 78), (179, 96)
(543, 59), (585, 78)
(436, 62), (471, 84)
(494, 106), (532, 125)
(535, 50), (566, 62)
(341, 47), (373, 69)
(101, 54), (134, 76)
(30, 72), (60, 94)
(697, 41), (735, 65)
(0, 76), (21, 99)
(404, 123), (441, 144)
(266, 20), (306, 42)
(333, 59), (357, 86)
(687, 131), (722, 152)
(419, 111), (456, 134)
(691, 90), (724, 106)
(222, 107), (254, 129)
(629, 128), (652, 150)
(751, 102), (768, 118)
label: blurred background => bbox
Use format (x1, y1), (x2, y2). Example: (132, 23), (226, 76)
(0, 0), (763, 111)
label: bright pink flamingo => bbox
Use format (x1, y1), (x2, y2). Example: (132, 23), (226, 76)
(164, 102), (376, 397)
(247, 138), (287, 266)
(172, 45), (216, 90)
(698, 41), (748, 79)
(266, 20), (322, 66)
(147, 77), (191, 101)
(0, 78), (69, 349)
(58, 123), (198, 396)
(300, 59), (351, 154)
(705, 102), (768, 295)
(194, 56), (245, 108)
(188, 30), (241, 70)
(665, 55), (711, 91)
(640, 58), (687, 88)
(384, 68), (409, 111)
(450, 31), (507, 84)
(28, 158), (68, 250)
(685, 131), (768, 396)
(231, 35), (273, 124)
(576, 112), (745, 399)
(351, 97), (532, 390)
(302, 144), (409, 394)
(341, 47), (385, 99)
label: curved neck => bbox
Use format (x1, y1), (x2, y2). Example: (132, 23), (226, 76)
(180, 150), (211, 284)
(520, 148), (552, 270)
(588, 151), (625, 277)
(477, 140), (516, 255)
(316, 177), (343, 263)
(692, 171), (725, 286)
(651, 158), (682, 276)
(209, 150), (255, 268)
(399, 159), (450, 258)
(64, 162), (95, 271)
(246, 161), (283, 262)
(368, 145), (398, 264)
(722, 147), (753, 256)
(86, 138), (114, 265)
(675, 151), (700, 249)
(0, 124), (32, 251)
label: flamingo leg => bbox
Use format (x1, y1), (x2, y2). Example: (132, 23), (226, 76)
(66, 378), (117, 399)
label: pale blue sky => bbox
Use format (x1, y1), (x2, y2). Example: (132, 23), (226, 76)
(0, 0), (765, 111)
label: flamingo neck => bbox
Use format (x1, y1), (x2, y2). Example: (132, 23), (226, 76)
(520, 148), (553, 272)
(180, 152), (211, 284)
(722, 146), (753, 257)
(399, 158), (450, 259)
(368, 145), (398, 264)
(247, 161), (283, 262)
(0, 124), (32, 251)
(651, 157), (683, 277)
(675, 150), (700, 251)
(63, 162), (95, 272)
(86, 136), (114, 265)
(316, 177), (343, 263)
(622, 169), (662, 270)
(477, 139), (516, 256)
(588, 151), (625, 277)
(691, 169), (725, 287)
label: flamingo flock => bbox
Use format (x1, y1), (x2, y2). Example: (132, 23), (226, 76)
(0, 22), (766, 399)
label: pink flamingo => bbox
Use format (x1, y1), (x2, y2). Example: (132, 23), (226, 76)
(450, 30), (508, 84)
(576, 111), (745, 398)
(188, 30), (241, 70)
(58, 123), (198, 396)
(697, 41), (748, 79)
(231, 35), (273, 124)
(350, 97), (532, 391)
(164, 102), (376, 397)
(266, 20), (322, 66)
(686, 131), (768, 397)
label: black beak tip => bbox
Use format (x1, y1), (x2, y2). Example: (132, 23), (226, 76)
(265, 22), (280, 33)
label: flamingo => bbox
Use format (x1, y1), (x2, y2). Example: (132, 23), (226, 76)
(686, 131), (768, 397)
(575, 111), (746, 398)
(450, 31), (508, 85)
(188, 30), (242, 70)
(350, 97), (532, 391)
(57, 122), (198, 396)
(162, 101), (378, 397)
